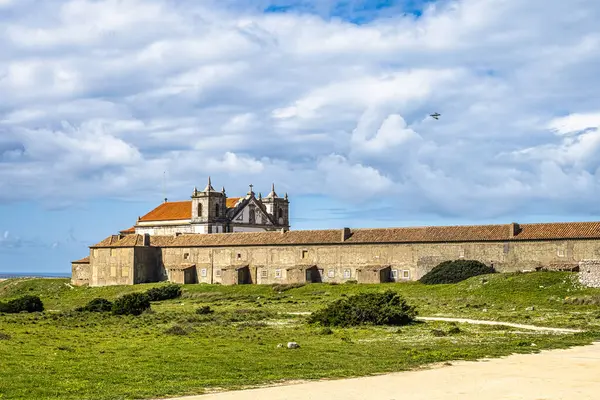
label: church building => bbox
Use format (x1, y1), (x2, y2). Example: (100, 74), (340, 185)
(119, 178), (290, 236)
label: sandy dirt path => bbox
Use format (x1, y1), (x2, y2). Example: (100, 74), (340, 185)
(416, 316), (583, 333)
(165, 342), (600, 400)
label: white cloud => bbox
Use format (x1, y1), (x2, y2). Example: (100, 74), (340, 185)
(547, 112), (600, 135)
(0, 0), (600, 219)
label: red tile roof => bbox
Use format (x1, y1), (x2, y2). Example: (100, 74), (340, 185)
(91, 221), (600, 248)
(138, 198), (243, 222)
(139, 201), (192, 222)
(120, 227), (135, 234)
(226, 198), (241, 208)
(72, 256), (90, 264)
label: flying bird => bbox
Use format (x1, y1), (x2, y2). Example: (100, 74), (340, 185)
(430, 112), (441, 120)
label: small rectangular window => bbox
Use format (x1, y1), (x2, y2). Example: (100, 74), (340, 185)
(343, 269), (351, 278)
(402, 270), (410, 279)
(183, 253), (190, 260)
(302, 250), (308, 259)
(459, 249), (465, 258)
(261, 270), (268, 278)
(215, 269), (221, 277)
(557, 249), (565, 257)
(275, 269), (281, 278)
(201, 268), (207, 277)
(391, 269), (398, 279)
(328, 269), (335, 278)
(237, 253), (242, 259)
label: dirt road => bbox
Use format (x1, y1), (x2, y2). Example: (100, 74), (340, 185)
(167, 342), (600, 400)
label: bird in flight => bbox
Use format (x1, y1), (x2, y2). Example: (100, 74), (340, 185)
(430, 112), (441, 120)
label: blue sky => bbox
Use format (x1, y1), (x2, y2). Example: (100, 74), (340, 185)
(1, 0), (600, 273)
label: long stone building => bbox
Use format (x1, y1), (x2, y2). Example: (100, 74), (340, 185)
(72, 216), (600, 287)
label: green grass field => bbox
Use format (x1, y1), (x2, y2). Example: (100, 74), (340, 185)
(1, 271), (600, 400)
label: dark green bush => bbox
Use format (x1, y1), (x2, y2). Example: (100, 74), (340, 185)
(0, 332), (11, 340)
(112, 293), (151, 316)
(419, 259), (496, 285)
(76, 298), (113, 312)
(431, 329), (447, 337)
(448, 326), (462, 335)
(308, 290), (417, 327)
(0, 295), (44, 313)
(146, 284), (182, 301)
(196, 306), (214, 315)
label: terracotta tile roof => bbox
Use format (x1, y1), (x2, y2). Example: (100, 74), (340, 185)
(226, 197), (241, 208)
(346, 224), (510, 243)
(138, 197), (244, 222)
(72, 256), (90, 264)
(139, 201), (192, 222)
(90, 221), (600, 248)
(120, 227), (135, 234)
(93, 234), (147, 247)
(510, 221), (600, 240)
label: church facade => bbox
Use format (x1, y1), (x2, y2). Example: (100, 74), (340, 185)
(119, 178), (290, 236)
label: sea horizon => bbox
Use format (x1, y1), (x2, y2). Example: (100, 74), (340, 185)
(0, 272), (70, 279)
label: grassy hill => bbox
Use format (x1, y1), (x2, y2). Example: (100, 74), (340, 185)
(1, 272), (599, 399)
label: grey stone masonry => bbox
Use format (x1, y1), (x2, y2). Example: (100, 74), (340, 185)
(578, 260), (600, 287)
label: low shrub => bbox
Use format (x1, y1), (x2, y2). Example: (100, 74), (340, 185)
(164, 324), (192, 336)
(419, 260), (496, 285)
(196, 306), (214, 315)
(308, 290), (417, 327)
(319, 327), (334, 335)
(448, 325), (462, 335)
(345, 280), (358, 284)
(0, 332), (10, 340)
(112, 293), (151, 316)
(563, 295), (600, 306)
(271, 283), (305, 292)
(76, 298), (113, 312)
(431, 329), (447, 337)
(0, 295), (44, 313)
(146, 284), (182, 301)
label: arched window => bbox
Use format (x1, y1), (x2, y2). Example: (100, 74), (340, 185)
(215, 203), (220, 217)
(197, 203), (203, 218)
(278, 208), (283, 219)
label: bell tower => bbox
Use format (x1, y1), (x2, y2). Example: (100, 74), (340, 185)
(191, 177), (227, 233)
(262, 183), (290, 229)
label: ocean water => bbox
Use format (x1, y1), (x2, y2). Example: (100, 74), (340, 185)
(0, 272), (70, 279)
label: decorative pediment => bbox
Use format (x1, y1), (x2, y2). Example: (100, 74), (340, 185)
(228, 197), (275, 225)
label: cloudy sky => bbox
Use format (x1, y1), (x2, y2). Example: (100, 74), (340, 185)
(1, 0), (599, 274)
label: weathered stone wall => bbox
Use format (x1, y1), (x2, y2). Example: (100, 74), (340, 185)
(89, 248), (135, 287)
(134, 247), (162, 284)
(71, 262), (90, 286)
(88, 238), (600, 286)
(578, 260), (600, 287)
